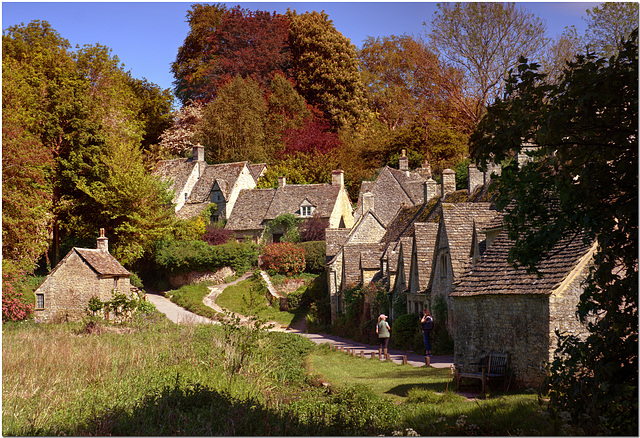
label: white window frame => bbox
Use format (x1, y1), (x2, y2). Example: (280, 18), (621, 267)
(300, 205), (313, 217)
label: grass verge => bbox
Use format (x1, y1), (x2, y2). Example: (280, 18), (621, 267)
(166, 283), (219, 320)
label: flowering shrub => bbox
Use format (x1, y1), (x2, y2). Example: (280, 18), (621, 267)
(261, 242), (305, 276)
(2, 270), (34, 322)
(203, 224), (234, 245)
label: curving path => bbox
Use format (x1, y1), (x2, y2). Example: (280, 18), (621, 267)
(146, 272), (454, 370)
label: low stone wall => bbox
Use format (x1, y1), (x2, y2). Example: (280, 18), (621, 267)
(169, 267), (236, 288)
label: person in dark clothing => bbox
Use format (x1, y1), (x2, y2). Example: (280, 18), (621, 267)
(420, 308), (433, 356)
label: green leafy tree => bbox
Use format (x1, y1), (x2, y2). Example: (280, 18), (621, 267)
(199, 76), (269, 163)
(428, 2), (548, 125)
(286, 9), (371, 131)
(471, 31), (638, 435)
(585, 2), (639, 57)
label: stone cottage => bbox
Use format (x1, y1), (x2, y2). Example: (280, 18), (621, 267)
(152, 144), (264, 220)
(450, 222), (595, 388)
(33, 229), (133, 322)
(225, 170), (354, 244)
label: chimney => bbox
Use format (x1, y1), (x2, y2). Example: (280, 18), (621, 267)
(331, 169), (344, 186)
(97, 228), (108, 252)
(193, 143), (205, 162)
(424, 178), (438, 202)
(399, 149), (409, 172)
(363, 192), (374, 213)
(441, 168), (456, 199)
(278, 176), (286, 188)
(468, 163), (484, 194)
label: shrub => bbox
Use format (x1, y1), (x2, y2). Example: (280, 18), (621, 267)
(297, 241), (326, 273)
(2, 269), (34, 322)
(155, 240), (259, 274)
(202, 223), (234, 245)
(391, 313), (420, 353)
(265, 213), (301, 243)
(261, 242), (305, 276)
(129, 272), (144, 289)
(299, 214), (329, 241)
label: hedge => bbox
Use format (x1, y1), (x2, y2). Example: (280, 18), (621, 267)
(155, 240), (259, 274)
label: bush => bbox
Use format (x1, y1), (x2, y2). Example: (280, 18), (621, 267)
(202, 223), (234, 245)
(299, 214), (329, 241)
(297, 241), (326, 273)
(261, 242), (305, 276)
(155, 240), (259, 275)
(392, 313), (420, 353)
(2, 269), (34, 322)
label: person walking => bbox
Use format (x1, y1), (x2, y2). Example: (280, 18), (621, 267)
(376, 314), (391, 360)
(420, 309), (434, 357)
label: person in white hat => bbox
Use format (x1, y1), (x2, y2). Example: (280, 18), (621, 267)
(376, 314), (391, 360)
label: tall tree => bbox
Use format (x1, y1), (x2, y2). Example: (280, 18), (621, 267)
(286, 9), (371, 131)
(585, 2), (639, 57)
(172, 3), (227, 104)
(156, 101), (205, 160)
(472, 32), (638, 435)
(199, 76), (269, 163)
(427, 2), (548, 125)
(541, 25), (585, 84)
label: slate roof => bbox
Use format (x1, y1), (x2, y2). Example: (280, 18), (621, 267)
(152, 158), (198, 198)
(75, 248), (130, 277)
(440, 202), (498, 279)
(361, 249), (383, 270)
(326, 229), (352, 258)
(412, 222), (439, 291)
(225, 188), (276, 231)
(451, 230), (593, 296)
(264, 183), (342, 220)
(354, 166), (428, 226)
(248, 163), (267, 183)
(343, 243), (380, 286)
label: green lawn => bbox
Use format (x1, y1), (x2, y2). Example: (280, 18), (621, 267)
(216, 278), (298, 327)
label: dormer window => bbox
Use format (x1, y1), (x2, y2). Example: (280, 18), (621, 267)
(299, 199), (315, 217)
(301, 206), (313, 217)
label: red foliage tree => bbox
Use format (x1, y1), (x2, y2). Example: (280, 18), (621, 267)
(205, 6), (291, 99)
(2, 270), (34, 322)
(299, 213), (329, 242)
(280, 117), (341, 157)
(202, 224), (235, 246)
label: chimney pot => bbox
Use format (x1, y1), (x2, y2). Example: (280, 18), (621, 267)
(399, 149), (409, 171)
(193, 143), (205, 162)
(278, 176), (286, 188)
(97, 228), (109, 252)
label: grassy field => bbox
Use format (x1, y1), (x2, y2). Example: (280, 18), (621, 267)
(3, 312), (582, 436)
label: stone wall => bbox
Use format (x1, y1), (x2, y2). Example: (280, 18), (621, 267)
(34, 251), (132, 323)
(168, 267), (236, 288)
(452, 294), (551, 388)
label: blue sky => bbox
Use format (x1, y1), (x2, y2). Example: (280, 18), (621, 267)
(2, 2), (597, 95)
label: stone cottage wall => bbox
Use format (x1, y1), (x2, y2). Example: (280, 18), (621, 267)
(452, 294), (551, 388)
(34, 252), (130, 322)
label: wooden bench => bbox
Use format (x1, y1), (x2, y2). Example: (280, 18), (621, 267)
(456, 353), (509, 394)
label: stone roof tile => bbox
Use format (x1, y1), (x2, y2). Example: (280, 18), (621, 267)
(75, 248), (130, 277)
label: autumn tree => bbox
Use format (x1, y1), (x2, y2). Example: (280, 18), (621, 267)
(472, 32), (638, 435)
(286, 9), (371, 131)
(428, 2), (547, 125)
(172, 3), (227, 104)
(585, 2), (639, 57)
(541, 25), (585, 84)
(156, 100), (205, 160)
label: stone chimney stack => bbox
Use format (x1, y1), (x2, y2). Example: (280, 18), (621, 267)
(193, 143), (205, 162)
(331, 169), (344, 186)
(97, 228), (108, 252)
(399, 149), (409, 172)
(441, 168), (456, 198)
(363, 192), (374, 213)
(468, 163), (484, 194)
(278, 176), (286, 188)
(424, 178), (438, 202)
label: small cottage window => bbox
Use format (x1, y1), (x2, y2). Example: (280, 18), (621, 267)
(36, 293), (44, 309)
(300, 205), (313, 217)
(113, 276), (119, 290)
(440, 253), (447, 278)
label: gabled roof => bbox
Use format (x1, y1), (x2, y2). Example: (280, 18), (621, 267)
(326, 229), (352, 258)
(439, 202), (498, 278)
(342, 243), (381, 286)
(412, 222), (439, 291)
(152, 158), (198, 197)
(187, 161), (247, 203)
(264, 183), (341, 220)
(451, 230), (594, 297)
(74, 248), (130, 277)
(225, 188), (276, 231)
(248, 163), (267, 183)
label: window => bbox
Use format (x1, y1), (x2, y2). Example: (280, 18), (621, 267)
(113, 276), (119, 290)
(440, 253), (447, 278)
(36, 293), (44, 309)
(301, 205), (313, 217)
